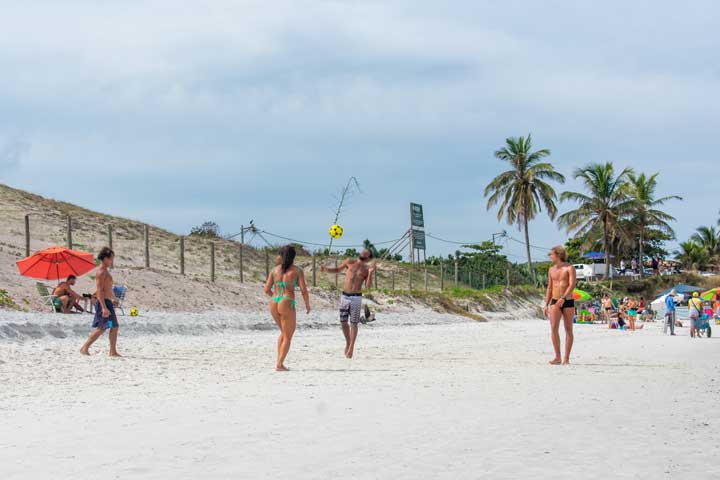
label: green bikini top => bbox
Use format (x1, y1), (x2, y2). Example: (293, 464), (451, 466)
(273, 268), (302, 291)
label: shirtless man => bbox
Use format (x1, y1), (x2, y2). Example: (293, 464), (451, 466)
(52, 275), (83, 313)
(321, 249), (375, 358)
(80, 247), (121, 357)
(543, 245), (576, 365)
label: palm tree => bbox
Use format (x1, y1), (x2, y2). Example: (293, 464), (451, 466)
(558, 162), (634, 278)
(675, 241), (710, 271)
(627, 172), (681, 277)
(484, 134), (565, 281)
(691, 226), (720, 267)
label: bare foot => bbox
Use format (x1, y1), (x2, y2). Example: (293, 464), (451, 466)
(276, 365), (289, 372)
(549, 358), (561, 365)
(79, 348), (90, 356)
(108, 352), (122, 357)
(562, 359), (570, 365)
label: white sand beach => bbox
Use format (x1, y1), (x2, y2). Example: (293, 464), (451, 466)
(1, 311), (718, 480)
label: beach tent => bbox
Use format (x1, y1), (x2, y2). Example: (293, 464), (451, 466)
(651, 294), (670, 311)
(660, 284), (702, 296)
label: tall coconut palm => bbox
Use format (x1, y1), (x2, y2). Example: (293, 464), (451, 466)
(627, 172), (682, 277)
(484, 134), (565, 281)
(691, 226), (720, 259)
(675, 241), (710, 271)
(558, 162), (634, 278)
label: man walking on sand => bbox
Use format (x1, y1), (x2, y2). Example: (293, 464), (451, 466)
(80, 247), (121, 357)
(543, 245), (576, 365)
(321, 249), (375, 358)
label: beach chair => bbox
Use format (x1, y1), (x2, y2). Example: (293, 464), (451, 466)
(36, 282), (60, 313)
(112, 285), (127, 316)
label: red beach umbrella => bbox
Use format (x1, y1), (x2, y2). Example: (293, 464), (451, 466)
(16, 246), (96, 281)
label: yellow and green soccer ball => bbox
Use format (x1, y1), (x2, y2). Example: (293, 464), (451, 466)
(329, 224), (344, 239)
(130, 308), (139, 317)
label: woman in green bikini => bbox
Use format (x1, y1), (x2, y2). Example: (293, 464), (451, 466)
(264, 245), (311, 371)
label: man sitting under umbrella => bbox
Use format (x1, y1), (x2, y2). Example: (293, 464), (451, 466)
(52, 275), (88, 313)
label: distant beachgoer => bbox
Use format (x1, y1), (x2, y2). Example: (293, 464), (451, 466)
(52, 275), (84, 313)
(264, 245), (310, 371)
(601, 295), (614, 326)
(651, 257), (659, 275)
(80, 247), (121, 357)
(321, 249), (376, 359)
(631, 258), (638, 274)
(620, 259), (626, 275)
(543, 245), (576, 365)
(688, 292), (703, 338)
(664, 290), (676, 336)
(626, 297), (643, 331)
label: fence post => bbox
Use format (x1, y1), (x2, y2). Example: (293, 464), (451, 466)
(482, 273), (486, 290)
(454, 259), (459, 288)
(265, 249), (270, 278)
(239, 226), (244, 283)
(179, 236), (185, 275)
(440, 262), (444, 291)
(424, 265), (428, 291)
(312, 255), (317, 287)
(506, 268), (510, 288)
(392, 269), (395, 290)
(24, 215), (30, 257)
(334, 257), (339, 290)
(66, 215), (73, 249)
(107, 225), (113, 250)
(210, 242), (216, 282)
(408, 268), (413, 291)
(144, 224), (150, 268)
(374, 265), (378, 289)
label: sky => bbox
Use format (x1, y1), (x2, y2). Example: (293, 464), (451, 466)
(1, 1), (718, 261)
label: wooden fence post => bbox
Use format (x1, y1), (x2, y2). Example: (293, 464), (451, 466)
(312, 255), (317, 287)
(506, 268), (510, 288)
(392, 269), (395, 290)
(24, 215), (30, 257)
(210, 242), (216, 282)
(265, 249), (270, 278)
(424, 265), (428, 291)
(66, 215), (73, 249)
(179, 236), (185, 275)
(239, 226), (244, 283)
(144, 224), (150, 268)
(408, 268), (413, 291)
(440, 262), (444, 291)
(107, 225), (113, 250)
(454, 259), (459, 288)
(374, 265), (378, 289)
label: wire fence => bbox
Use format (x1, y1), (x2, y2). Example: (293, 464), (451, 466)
(10, 213), (541, 292)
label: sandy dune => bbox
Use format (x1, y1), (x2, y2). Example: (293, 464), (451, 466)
(1, 312), (718, 479)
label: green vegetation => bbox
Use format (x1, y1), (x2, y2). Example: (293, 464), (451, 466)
(190, 221), (221, 238)
(0, 289), (19, 310)
(484, 134), (565, 282)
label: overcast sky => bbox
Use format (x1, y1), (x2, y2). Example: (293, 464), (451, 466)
(1, 1), (717, 260)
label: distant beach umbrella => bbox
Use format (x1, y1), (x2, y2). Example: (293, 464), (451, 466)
(16, 246), (95, 281)
(573, 289), (592, 302)
(700, 288), (719, 301)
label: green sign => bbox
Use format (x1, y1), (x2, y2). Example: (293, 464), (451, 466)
(412, 229), (426, 250)
(410, 203), (424, 228)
